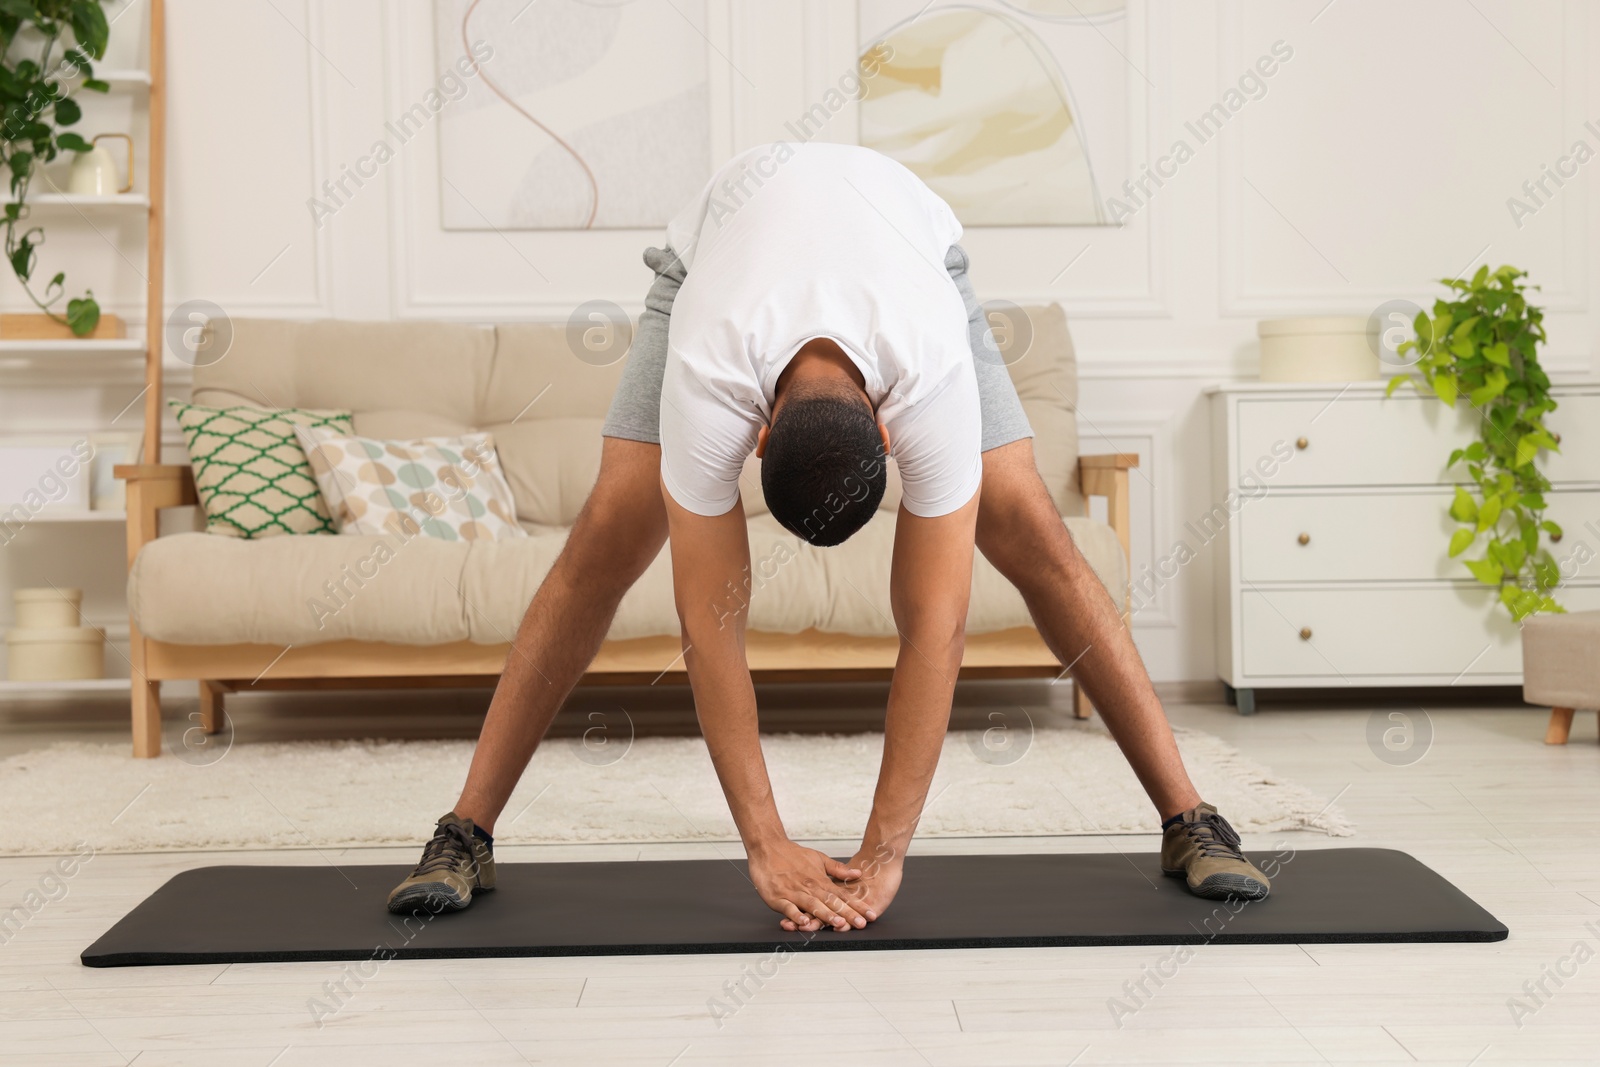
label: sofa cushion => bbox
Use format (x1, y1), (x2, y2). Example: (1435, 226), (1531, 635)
(129, 532), (472, 646)
(190, 318), (497, 428)
(480, 323), (636, 527)
(131, 515), (1127, 648)
(168, 400), (353, 538)
(488, 417), (608, 529)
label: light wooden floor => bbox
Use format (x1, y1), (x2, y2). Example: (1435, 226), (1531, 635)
(2, 690), (1598, 1066)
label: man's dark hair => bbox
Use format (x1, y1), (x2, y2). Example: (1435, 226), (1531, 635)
(761, 386), (886, 547)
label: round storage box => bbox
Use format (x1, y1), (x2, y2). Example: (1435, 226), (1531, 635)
(1257, 317), (1382, 382)
(6, 626), (104, 681)
(13, 587), (83, 630)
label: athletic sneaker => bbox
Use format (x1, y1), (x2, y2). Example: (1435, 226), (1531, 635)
(386, 811), (496, 914)
(1160, 802), (1271, 901)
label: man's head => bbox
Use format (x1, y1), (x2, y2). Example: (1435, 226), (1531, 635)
(758, 378), (887, 547)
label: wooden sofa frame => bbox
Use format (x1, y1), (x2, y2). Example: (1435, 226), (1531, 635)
(115, 454), (1136, 757)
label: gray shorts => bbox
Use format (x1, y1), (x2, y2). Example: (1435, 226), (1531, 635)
(601, 243), (1034, 454)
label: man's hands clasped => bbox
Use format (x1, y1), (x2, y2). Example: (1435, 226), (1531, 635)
(748, 839), (871, 932)
(748, 838), (904, 933)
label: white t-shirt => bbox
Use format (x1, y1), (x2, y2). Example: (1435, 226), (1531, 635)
(659, 141), (982, 520)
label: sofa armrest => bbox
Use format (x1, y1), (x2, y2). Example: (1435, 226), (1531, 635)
(114, 464), (197, 569)
(1077, 453), (1138, 561)
(1072, 452), (1139, 719)
(1078, 453), (1139, 471)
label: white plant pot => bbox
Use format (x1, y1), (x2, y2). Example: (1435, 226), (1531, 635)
(1257, 316), (1382, 383)
(14, 587), (82, 630)
(6, 626), (103, 681)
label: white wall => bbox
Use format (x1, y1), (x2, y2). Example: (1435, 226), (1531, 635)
(3, 0), (1597, 684)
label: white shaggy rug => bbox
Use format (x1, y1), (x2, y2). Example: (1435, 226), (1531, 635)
(0, 724), (1352, 856)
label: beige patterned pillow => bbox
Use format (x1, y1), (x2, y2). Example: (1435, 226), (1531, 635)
(293, 427), (526, 542)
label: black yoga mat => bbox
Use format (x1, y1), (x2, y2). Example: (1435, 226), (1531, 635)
(81, 848), (1505, 966)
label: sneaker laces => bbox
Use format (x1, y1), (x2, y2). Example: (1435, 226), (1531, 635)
(1180, 810), (1246, 860)
(412, 819), (475, 877)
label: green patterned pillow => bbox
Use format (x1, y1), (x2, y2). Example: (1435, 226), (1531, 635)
(169, 400), (354, 538)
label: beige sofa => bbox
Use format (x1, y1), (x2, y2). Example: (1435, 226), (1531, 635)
(117, 305), (1134, 757)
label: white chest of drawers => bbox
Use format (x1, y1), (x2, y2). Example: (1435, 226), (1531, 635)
(1207, 382), (1600, 714)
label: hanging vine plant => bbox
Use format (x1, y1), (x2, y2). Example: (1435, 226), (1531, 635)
(0, 0), (113, 336)
(1388, 264), (1565, 621)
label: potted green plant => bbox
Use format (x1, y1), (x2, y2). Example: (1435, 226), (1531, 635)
(0, 0), (112, 337)
(1388, 264), (1564, 621)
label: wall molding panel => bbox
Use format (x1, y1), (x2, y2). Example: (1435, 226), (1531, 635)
(1217, 0), (1591, 319)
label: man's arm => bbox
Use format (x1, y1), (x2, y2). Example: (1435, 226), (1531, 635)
(864, 241), (987, 852)
(661, 484), (869, 932)
(825, 489), (980, 925)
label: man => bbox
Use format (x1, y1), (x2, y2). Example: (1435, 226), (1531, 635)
(387, 142), (1270, 928)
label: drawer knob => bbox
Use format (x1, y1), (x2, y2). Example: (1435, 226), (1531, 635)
(1296, 436), (1309, 450)
(1553, 432), (1562, 444)
(1299, 627), (1313, 641)
(1297, 532), (1311, 546)
(1551, 530), (1563, 543)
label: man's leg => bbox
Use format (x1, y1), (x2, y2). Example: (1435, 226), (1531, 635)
(451, 437), (666, 833)
(389, 245), (686, 914)
(942, 244), (1263, 898)
(450, 244), (688, 834)
(976, 439), (1202, 821)
(940, 242), (1200, 820)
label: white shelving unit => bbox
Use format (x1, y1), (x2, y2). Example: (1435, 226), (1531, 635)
(15, 510), (127, 523)
(25, 192), (151, 210)
(0, 341), (196, 387)
(66, 68), (151, 90)
(0, 339), (145, 356)
(0, 4), (166, 697)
